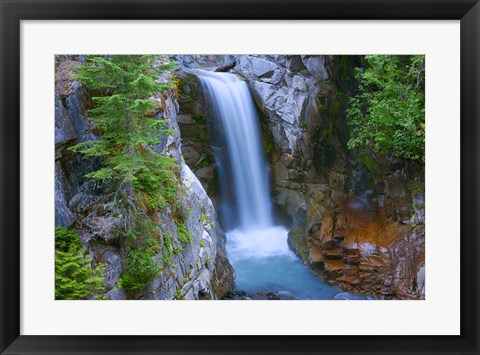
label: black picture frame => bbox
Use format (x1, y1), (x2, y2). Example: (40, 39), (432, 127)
(1, 0), (479, 354)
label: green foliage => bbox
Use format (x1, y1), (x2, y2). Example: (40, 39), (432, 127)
(300, 118), (307, 129)
(176, 222), (194, 245)
(346, 55), (425, 162)
(161, 233), (175, 267)
(312, 120), (337, 170)
(173, 289), (185, 300)
(199, 213), (209, 225)
(191, 113), (206, 124)
(133, 158), (178, 211)
(55, 227), (105, 300)
(196, 155), (213, 170)
(359, 151), (380, 172)
(163, 233), (173, 254)
(407, 179), (425, 198)
(71, 55), (178, 206)
(120, 247), (160, 295)
(118, 216), (161, 297)
(264, 139), (274, 156)
(311, 57), (363, 172)
(55, 226), (81, 251)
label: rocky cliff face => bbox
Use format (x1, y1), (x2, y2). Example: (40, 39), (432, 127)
(54, 56), (234, 300)
(175, 55), (425, 299)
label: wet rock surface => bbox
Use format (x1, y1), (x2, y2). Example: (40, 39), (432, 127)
(222, 290), (295, 300)
(289, 194), (425, 299)
(175, 71), (220, 202)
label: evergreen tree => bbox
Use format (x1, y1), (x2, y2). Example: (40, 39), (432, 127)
(71, 55), (178, 210)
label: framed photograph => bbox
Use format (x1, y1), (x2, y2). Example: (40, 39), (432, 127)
(1, 0), (479, 354)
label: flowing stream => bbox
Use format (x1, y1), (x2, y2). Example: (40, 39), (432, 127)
(194, 69), (369, 300)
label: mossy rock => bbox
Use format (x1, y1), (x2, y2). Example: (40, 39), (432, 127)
(406, 179), (425, 195)
(287, 227), (308, 263)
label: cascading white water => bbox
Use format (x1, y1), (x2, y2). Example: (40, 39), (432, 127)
(195, 70), (273, 229)
(194, 68), (370, 300)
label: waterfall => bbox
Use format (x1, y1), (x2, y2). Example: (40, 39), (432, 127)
(195, 70), (273, 229)
(192, 68), (368, 299)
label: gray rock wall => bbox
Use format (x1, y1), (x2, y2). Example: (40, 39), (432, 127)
(54, 56), (234, 300)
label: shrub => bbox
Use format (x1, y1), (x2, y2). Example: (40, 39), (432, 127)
(119, 247), (160, 295)
(346, 55), (425, 162)
(176, 222), (193, 245)
(118, 217), (161, 297)
(55, 227), (105, 300)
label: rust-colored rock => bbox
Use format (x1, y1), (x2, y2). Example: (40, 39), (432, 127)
(304, 194), (425, 299)
(322, 248), (343, 260)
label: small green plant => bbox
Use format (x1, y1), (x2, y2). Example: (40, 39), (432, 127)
(199, 240), (205, 248)
(162, 254), (171, 267)
(55, 227), (105, 300)
(118, 217), (161, 297)
(161, 233), (173, 267)
(263, 139), (274, 156)
(191, 113), (206, 124)
(163, 233), (173, 255)
(199, 213), (208, 225)
(300, 117), (307, 129)
(173, 289), (184, 300)
(120, 245), (160, 296)
(176, 222), (194, 245)
(133, 162), (178, 211)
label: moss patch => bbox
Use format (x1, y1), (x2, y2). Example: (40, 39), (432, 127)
(287, 227), (308, 263)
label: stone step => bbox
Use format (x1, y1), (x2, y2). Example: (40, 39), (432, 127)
(321, 233), (342, 245)
(344, 248), (360, 256)
(344, 255), (360, 265)
(332, 228), (346, 240)
(336, 275), (361, 285)
(343, 268), (359, 277)
(359, 264), (376, 273)
(321, 239), (336, 250)
(324, 259), (344, 278)
(322, 239), (344, 250)
(308, 246), (325, 270)
(322, 248), (344, 260)
(324, 259), (344, 271)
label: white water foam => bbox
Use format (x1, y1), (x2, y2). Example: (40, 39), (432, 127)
(226, 226), (296, 263)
